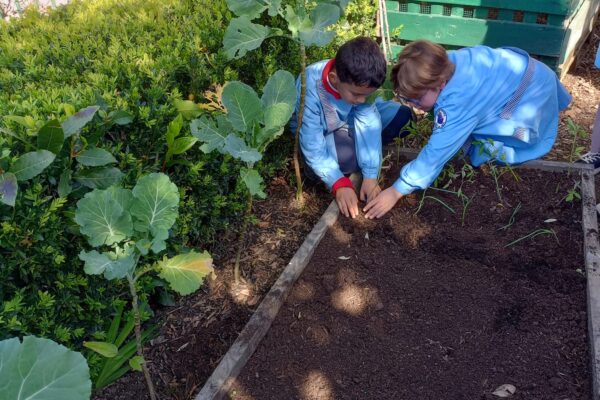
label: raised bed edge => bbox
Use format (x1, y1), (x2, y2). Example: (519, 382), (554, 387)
(581, 170), (600, 400)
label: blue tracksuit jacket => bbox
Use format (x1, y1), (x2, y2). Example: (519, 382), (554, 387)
(393, 46), (572, 195)
(289, 60), (402, 189)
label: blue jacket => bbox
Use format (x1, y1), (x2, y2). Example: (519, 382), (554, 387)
(290, 60), (401, 189)
(393, 46), (572, 195)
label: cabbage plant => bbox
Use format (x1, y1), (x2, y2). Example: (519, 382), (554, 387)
(222, 0), (348, 200)
(190, 70), (296, 283)
(75, 172), (214, 400)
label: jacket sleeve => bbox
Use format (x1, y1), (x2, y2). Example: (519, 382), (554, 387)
(353, 103), (382, 180)
(393, 109), (477, 195)
(297, 78), (344, 189)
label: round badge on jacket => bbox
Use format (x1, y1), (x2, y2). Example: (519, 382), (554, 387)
(434, 108), (447, 129)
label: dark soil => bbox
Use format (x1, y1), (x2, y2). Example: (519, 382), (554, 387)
(231, 162), (590, 400)
(95, 15), (600, 400)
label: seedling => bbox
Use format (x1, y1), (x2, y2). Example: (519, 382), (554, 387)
(498, 202), (522, 231)
(415, 188), (456, 215)
(505, 228), (559, 247)
(566, 118), (589, 164)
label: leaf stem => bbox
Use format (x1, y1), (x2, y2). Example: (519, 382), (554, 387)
(127, 276), (158, 400)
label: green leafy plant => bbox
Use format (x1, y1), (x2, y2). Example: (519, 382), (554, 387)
(222, 0), (349, 201)
(75, 172), (215, 399)
(85, 302), (157, 390)
(0, 335), (92, 399)
(563, 180), (581, 203)
(191, 70), (296, 283)
(0, 106), (132, 206)
(566, 118), (589, 164)
(162, 113), (198, 171)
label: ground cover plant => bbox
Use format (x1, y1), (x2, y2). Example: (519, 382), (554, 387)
(0, 0), (285, 360)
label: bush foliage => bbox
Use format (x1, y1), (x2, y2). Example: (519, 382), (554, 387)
(0, 0), (376, 379)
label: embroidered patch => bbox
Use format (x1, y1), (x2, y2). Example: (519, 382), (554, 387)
(434, 108), (447, 129)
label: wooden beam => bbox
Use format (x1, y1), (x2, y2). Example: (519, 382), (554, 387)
(580, 170), (600, 400)
(394, 147), (596, 173)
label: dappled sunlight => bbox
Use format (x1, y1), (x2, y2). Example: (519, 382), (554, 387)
(305, 323), (331, 346)
(388, 211), (432, 249)
(300, 370), (335, 400)
(331, 283), (381, 316)
(290, 279), (316, 302)
(227, 377), (256, 400)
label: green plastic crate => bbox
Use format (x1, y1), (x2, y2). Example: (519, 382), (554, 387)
(386, 0), (600, 76)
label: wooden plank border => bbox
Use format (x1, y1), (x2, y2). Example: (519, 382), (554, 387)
(581, 170), (600, 400)
(394, 147), (596, 173)
(195, 189), (349, 399)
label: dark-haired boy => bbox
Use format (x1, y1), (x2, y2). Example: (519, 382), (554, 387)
(290, 36), (412, 218)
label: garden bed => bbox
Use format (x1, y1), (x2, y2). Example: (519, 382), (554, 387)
(228, 161), (591, 399)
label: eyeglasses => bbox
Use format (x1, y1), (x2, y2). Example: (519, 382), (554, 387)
(393, 87), (440, 107)
(393, 90), (424, 107)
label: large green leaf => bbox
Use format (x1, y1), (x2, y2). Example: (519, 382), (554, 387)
(109, 186), (133, 211)
(226, 0), (267, 19)
(223, 17), (270, 60)
(241, 167), (266, 198)
(299, 4), (340, 46)
(0, 336), (91, 400)
(254, 126), (284, 152)
(75, 189), (133, 246)
(79, 248), (136, 280)
(0, 172), (17, 207)
(261, 70), (297, 129)
(224, 134), (262, 164)
(264, 103), (295, 130)
(190, 115), (232, 153)
(222, 81), (263, 133)
(9, 150), (56, 181)
(261, 70), (297, 110)
(158, 251), (214, 295)
(74, 167), (124, 189)
(268, 0), (283, 16)
(37, 119), (64, 154)
(62, 106), (99, 138)
(76, 148), (117, 166)
(130, 173), (179, 236)
(285, 5), (311, 38)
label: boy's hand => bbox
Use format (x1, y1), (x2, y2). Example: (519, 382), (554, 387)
(360, 178), (381, 203)
(363, 186), (403, 219)
(335, 187), (359, 218)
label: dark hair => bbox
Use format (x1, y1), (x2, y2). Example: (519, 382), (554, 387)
(334, 37), (387, 88)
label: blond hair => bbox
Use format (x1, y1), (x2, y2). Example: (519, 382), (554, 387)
(391, 40), (455, 98)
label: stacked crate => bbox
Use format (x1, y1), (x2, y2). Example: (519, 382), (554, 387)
(385, 0), (600, 76)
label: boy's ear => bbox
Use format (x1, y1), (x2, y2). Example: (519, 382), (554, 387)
(328, 68), (339, 86)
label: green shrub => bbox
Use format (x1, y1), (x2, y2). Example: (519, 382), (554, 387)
(0, 0), (377, 376)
